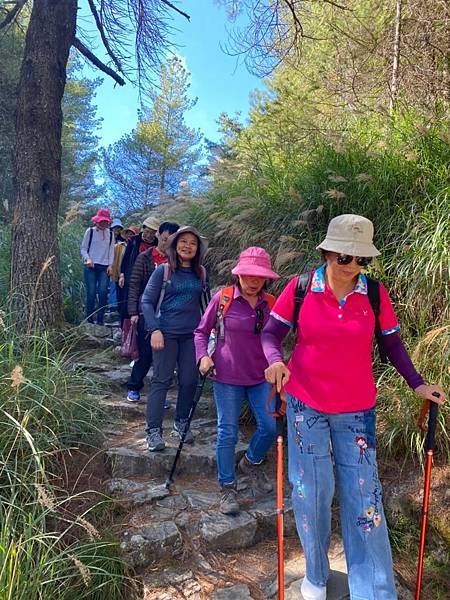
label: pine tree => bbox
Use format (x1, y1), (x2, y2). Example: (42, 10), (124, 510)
(61, 56), (104, 214)
(104, 56), (202, 213)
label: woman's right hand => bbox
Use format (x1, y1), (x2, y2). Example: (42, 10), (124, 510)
(265, 361), (290, 392)
(130, 314), (139, 325)
(151, 330), (164, 350)
(199, 355), (214, 375)
(118, 274), (125, 288)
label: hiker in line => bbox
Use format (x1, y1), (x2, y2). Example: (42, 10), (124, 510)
(118, 216), (159, 325)
(141, 226), (210, 452)
(126, 221), (180, 404)
(195, 247), (279, 515)
(111, 225), (139, 310)
(262, 214), (447, 600)
(108, 218), (125, 312)
(80, 208), (115, 325)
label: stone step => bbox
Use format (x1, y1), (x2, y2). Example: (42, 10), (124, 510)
(99, 392), (216, 421)
(105, 425), (247, 479)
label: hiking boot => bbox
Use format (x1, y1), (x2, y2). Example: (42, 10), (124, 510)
(238, 454), (273, 494)
(127, 390), (140, 403)
(147, 428), (165, 452)
(219, 483), (239, 515)
(170, 420), (194, 444)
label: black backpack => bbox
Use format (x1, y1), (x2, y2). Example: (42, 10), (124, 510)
(292, 272), (388, 363)
(87, 227), (113, 254)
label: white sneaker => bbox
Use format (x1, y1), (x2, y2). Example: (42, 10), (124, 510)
(301, 576), (327, 600)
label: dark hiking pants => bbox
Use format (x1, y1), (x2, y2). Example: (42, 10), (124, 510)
(127, 316), (153, 391)
(146, 334), (198, 432)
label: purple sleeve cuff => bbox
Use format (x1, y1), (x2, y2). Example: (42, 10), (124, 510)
(382, 331), (425, 389)
(261, 315), (290, 365)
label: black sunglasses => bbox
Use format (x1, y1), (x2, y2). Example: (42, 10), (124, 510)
(254, 308), (264, 334)
(336, 254), (373, 267)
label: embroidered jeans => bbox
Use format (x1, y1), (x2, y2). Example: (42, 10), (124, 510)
(286, 393), (397, 600)
(214, 381), (276, 485)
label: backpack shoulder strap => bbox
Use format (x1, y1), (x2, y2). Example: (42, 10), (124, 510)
(218, 286), (235, 317)
(109, 230), (113, 246)
(155, 264), (171, 317)
(214, 286), (235, 339)
(87, 227), (94, 254)
(292, 271), (312, 334)
(263, 292), (277, 310)
(366, 277), (388, 364)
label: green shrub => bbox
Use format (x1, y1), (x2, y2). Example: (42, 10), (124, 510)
(0, 320), (128, 599)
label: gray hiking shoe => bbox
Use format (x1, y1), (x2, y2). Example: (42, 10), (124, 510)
(238, 454), (273, 494)
(220, 483), (239, 515)
(170, 420), (194, 444)
(147, 428), (165, 452)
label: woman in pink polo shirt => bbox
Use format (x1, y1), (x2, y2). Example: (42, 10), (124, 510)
(195, 247), (280, 515)
(262, 214), (446, 600)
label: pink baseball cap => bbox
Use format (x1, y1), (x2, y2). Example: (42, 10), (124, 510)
(91, 208), (112, 224)
(231, 246), (280, 280)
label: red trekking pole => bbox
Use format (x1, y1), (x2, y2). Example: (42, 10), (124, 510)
(268, 385), (287, 600)
(415, 392), (440, 600)
(276, 419), (285, 600)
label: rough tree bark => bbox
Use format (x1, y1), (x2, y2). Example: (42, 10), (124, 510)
(10, 0), (77, 330)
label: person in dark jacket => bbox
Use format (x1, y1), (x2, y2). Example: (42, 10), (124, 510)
(126, 221), (179, 403)
(117, 216), (159, 324)
(141, 226), (210, 452)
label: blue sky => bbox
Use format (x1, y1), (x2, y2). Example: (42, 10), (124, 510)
(78, 1), (264, 148)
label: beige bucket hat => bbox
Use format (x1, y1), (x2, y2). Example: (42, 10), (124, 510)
(142, 216), (160, 231)
(317, 214), (380, 257)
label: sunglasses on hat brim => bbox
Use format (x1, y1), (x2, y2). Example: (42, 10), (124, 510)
(336, 254), (373, 267)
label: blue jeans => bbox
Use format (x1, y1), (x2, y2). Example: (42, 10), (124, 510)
(108, 280), (118, 309)
(83, 265), (109, 324)
(286, 393), (397, 600)
(213, 381), (276, 486)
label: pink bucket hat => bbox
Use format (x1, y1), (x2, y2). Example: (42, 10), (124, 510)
(231, 247), (280, 280)
(91, 208), (112, 224)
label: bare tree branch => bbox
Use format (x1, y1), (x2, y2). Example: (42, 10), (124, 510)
(86, 0), (123, 72)
(73, 36), (126, 85)
(0, 0), (29, 31)
(160, 0), (190, 21)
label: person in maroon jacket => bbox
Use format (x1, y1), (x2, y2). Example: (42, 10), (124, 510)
(126, 221), (179, 403)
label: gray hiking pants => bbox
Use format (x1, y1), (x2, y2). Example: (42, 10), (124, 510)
(146, 334), (198, 432)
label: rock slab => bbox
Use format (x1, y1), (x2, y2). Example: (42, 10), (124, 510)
(212, 584), (253, 599)
(199, 511), (257, 550)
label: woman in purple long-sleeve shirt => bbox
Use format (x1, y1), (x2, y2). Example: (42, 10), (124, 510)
(194, 247), (280, 515)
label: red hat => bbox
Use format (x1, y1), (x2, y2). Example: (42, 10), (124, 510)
(231, 246), (280, 280)
(91, 208), (112, 224)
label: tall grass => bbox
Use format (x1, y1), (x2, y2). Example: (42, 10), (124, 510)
(181, 113), (450, 461)
(0, 317), (128, 599)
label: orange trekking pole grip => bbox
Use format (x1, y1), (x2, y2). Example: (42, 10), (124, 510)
(415, 392), (440, 600)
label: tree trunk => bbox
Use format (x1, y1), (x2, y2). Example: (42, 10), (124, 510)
(390, 0), (403, 113)
(10, 0), (77, 330)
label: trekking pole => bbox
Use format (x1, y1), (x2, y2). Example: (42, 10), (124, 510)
(415, 392), (441, 600)
(276, 414), (285, 600)
(267, 384), (287, 600)
(165, 370), (210, 489)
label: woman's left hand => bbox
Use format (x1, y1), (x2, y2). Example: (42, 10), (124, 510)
(414, 384), (446, 405)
